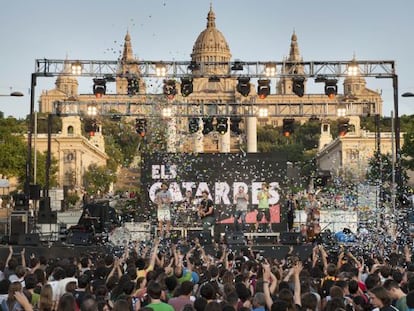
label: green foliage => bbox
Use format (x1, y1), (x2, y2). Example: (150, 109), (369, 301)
(257, 121), (320, 190)
(402, 130), (414, 170)
(366, 151), (408, 185)
(35, 113), (62, 134)
(0, 117), (27, 179)
(66, 191), (80, 208)
(101, 117), (141, 167)
(83, 164), (117, 195)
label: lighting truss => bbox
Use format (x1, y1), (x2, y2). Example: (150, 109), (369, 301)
(34, 59), (396, 79)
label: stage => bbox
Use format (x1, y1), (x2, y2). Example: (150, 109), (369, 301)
(0, 228), (313, 263)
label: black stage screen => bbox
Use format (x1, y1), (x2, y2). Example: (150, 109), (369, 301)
(141, 152), (288, 228)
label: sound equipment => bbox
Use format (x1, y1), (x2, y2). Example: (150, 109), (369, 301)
(280, 232), (305, 245)
(29, 184), (41, 200)
(13, 194), (28, 210)
(226, 231), (246, 245)
(38, 211), (57, 224)
(67, 232), (92, 246)
(10, 211), (29, 235)
(18, 233), (40, 246)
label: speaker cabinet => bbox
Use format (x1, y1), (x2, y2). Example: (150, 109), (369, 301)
(18, 233), (40, 246)
(67, 232), (92, 246)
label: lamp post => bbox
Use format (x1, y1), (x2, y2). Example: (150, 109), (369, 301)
(0, 91), (24, 97)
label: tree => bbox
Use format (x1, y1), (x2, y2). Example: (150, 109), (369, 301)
(83, 164), (117, 195)
(0, 117), (27, 183)
(366, 151), (408, 190)
(402, 130), (414, 170)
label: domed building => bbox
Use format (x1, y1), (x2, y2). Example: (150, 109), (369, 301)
(37, 4), (385, 191)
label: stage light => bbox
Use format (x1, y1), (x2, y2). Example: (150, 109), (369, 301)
(338, 118), (349, 137)
(181, 78), (193, 97)
(135, 118), (147, 137)
(188, 118), (200, 134)
(324, 79), (338, 99)
(216, 117), (228, 135)
(237, 77), (251, 97)
(163, 79), (177, 99)
(156, 63), (166, 77)
(84, 119), (99, 135)
(188, 61), (200, 71)
(292, 76), (305, 97)
(127, 77), (139, 96)
(282, 118), (295, 137)
(265, 63), (276, 77)
(93, 78), (106, 98)
(230, 117), (242, 135)
(257, 79), (271, 99)
(258, 107), (268, 118)
(231, 60), (244, 71)
(71, 61), (82, 75)
(202, 117), (214, 135)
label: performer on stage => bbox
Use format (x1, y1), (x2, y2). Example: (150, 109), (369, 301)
(256, 182), (272, 232)
(79, 206), (98, 235)
(198, 190), (215, 236)
(234, 186), (249, 231)
(305, 192), (321, 242)
(286, 193), (297, 232)
(155, 182), (172, 238)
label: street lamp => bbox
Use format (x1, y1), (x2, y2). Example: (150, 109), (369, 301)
(0, 91), (24, 97)
(402, 92), (414, 97)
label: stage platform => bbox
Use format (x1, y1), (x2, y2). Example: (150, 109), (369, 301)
(0, 242), (313, 263)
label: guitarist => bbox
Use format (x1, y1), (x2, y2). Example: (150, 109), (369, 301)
(198, 190), (215, 236)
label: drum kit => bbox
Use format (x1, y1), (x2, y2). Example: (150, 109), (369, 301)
(172, 201), (200, 226)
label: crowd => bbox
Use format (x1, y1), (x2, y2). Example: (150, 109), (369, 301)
(0, 232), (414, 311)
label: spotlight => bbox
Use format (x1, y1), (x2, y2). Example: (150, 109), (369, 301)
(231, 60), (244, 71)
(188, 118), (200, 134)
(163, 79), (177, 99)
(127, 77), (139, 96)
(135, 118), (147, 137)
(265, 63), (276, 77)
(93, 78), (106, 98)
(257, 79), (271, 99)
(237, 77), (251, 97)
(71, 61), (82, 75)
(337, 118), (349, 137)
(84, 119), (99, 134)
(188, 61), (200, 71)
(181, 78), (193, 97)
(216, 117), (228, 135)
(282, 118), (295, 137)
(230, 117), (242, 135)
(324, 79), (338, 99)
(292, 76), (305, 97)
(202, 117), (214, 135)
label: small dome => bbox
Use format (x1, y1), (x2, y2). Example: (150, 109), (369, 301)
(191, 5), (231, 74)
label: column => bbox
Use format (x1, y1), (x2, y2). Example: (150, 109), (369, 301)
(166, 117), (177, 153)
(246, 117), (257, 152)
(193, 117), (204, 153)
(219, 117), (230, 153)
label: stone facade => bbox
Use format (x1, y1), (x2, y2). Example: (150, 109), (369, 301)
(38, 5), (385, 182)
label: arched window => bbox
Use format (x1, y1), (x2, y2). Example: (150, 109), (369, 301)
(67, 126), (74, 135)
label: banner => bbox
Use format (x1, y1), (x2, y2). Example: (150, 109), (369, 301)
(141, 152), (288, 224)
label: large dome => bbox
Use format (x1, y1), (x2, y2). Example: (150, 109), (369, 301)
(191, 6), (231, 74)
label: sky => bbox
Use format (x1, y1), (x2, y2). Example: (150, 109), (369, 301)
(0, 0), (413, 119)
